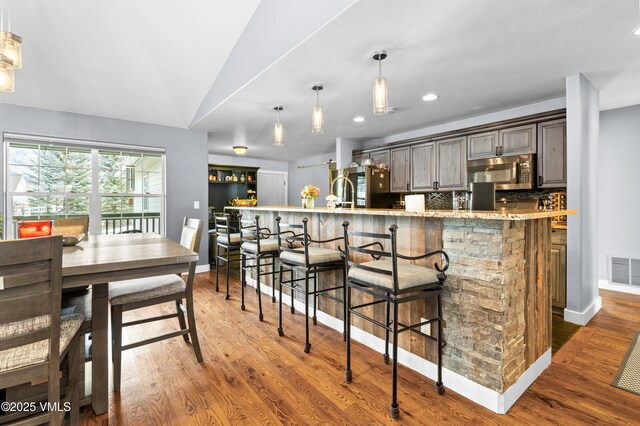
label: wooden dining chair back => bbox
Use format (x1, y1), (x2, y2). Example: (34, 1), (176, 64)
(0, 236), (82, 425)
(214, 213), (242, 297)
(52, 216), (89, 237)
(109, 217), (204, 392)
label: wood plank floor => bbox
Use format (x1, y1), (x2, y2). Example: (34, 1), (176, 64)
(80, 272), (640, 425)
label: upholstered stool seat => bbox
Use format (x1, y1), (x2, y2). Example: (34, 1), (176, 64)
(279, 247), (343, 265)
(109, 275), (185, 306)
(0, 313), (84, 371)
(241, 238), (279, 253)
(348, 259), (439, 291)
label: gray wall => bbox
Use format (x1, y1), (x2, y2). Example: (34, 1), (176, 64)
(0, 103), (209, 266)
(565, 74), (600, 324)
(287, 153), (333, 207)
(598, 104), (640, 281)
(207, 153), (288, 172)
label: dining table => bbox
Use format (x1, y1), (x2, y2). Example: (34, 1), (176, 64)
(62, 233), (199, 415)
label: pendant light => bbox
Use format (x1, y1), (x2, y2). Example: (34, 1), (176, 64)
(0, 0), (22, 70)
(0, 53), (13, 92)
(372, 50), (388, 115)
(273, 106), (284, 147)
(635, 0), (640, 35)
(311, 84), (324, 134)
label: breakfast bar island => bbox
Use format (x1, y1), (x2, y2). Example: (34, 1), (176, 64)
(228, 206), (575, 413)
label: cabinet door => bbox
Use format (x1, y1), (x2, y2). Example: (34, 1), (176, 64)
(499, 124), (536, 156)
(537, 119), (567, 188)
(410, 142), (436, 192)
(468, 131), (498, 160)
(390, 147), (410, 193)
(371, 150), (390, 167)
(551, 242), (567, 309)
(436, 137), (467, 191)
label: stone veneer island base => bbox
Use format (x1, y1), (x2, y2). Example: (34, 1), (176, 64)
(229, 206), (575, 414)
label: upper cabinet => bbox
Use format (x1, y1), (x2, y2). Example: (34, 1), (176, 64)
(468, 124), (536, 160)
(390, 147), (410, 192)
(499, 124), (536, 156)
(537, 119), (567, 188)
(410, 142), (436, 192)
(352, 152), (366, 166)
(436, 137), (467, 191)
(371, 150), (390, 167)
(468, 131), (498, 160)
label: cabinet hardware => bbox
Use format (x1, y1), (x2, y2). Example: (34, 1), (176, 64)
(538, 176), (543, 186)
(495, 146), (499, 156)
(406, 183), (409, 191)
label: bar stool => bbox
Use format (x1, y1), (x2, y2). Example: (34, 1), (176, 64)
(275, 216), (346, 353)
(214, 214), (242, 299)
(238, 214), (280, 321)
(342, 221), (449, 420)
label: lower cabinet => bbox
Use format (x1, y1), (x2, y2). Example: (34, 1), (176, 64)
(551, 228), (567, 310)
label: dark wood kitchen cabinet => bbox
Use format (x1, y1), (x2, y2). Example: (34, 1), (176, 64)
(537, 119), (567, 188)
(499, 124), (536, 156)
(436, 137), (467, 190)
(390, 147), (410, 192)
(410, 142), (436, 192)
(468, 131), (499, 160)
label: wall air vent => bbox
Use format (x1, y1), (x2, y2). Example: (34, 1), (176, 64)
(611, 257), (630, 285)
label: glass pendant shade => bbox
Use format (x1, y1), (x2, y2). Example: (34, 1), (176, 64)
(232, 146), (248, 155)
(0, 31), (22, 69)
(372, 76), (388, 115)
(274, 121), (284, 147)
(312, 105), (323, 134)
(0, 54), (14, 92)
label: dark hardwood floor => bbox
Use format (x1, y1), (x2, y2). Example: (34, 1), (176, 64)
(80, 272), (640, 425)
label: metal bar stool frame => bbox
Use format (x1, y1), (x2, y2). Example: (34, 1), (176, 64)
(275, 216), (347, 354)
(214, 214), (242, 299)
(342, 221), (449, 420)
(239, 214), (280, 321)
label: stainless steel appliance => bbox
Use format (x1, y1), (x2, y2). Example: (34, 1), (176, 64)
(467, 154), (535, 190)
(329, 166), (399, 208)
(469, 182), (495, 211)
(495, 197), (539, 211)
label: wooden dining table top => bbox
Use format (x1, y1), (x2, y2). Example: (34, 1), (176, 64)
(62, 233), (199, 277)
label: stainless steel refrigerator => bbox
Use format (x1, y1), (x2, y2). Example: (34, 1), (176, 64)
(329, 166), (399, 208)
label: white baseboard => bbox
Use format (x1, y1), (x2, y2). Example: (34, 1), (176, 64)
(564, 296), (602, 325)
(195, 264), (210, 273)
(599, 279), (640, 295)
(245, 276), (549, 414)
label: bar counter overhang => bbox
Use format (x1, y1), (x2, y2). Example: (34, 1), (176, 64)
(228, 206), (576, 414)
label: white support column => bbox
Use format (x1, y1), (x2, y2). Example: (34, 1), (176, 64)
(335, 137), (362, 170)
(564, 74), (601, 325)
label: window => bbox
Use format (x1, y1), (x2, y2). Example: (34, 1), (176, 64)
(4, 135), (165, 238)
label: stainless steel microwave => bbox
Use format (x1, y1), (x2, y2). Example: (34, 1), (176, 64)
(467, 154), (535, 190)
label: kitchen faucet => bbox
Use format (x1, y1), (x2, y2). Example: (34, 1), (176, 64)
(330, 176), (356, 209)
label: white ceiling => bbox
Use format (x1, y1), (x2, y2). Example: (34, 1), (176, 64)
(1, 0), (639, 162)
(0, 0), (261, 128)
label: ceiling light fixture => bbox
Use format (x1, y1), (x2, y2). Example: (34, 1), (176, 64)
(232, 146), (248, 155)
(273, 105), (284, 147)
(353, 116), (365, 123)
(0, 0), (21, 92)
(311, 84), (324, 134)
(422, 93), (438, 101)
(372, 50), (388, 115)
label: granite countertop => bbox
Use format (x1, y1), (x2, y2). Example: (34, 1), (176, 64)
(227, 206), (577, 221)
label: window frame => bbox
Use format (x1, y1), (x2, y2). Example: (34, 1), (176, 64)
(3, 133), (166, 239)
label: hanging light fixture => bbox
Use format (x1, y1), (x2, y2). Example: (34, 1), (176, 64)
(311, 84), (324, 134)
(0, 31), (21, 69)
(232, 146), (248, 155)
(372, 50), (388, 115)
(273, 106), (284, 147)
(0, 53), (13, 92)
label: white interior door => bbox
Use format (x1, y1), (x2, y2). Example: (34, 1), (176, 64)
(257, 171), (287, 206)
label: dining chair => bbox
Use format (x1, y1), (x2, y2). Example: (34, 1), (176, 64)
(0, 236), (83, 426)
(108, 217), (204, 392)
(342, 221), (449, 420)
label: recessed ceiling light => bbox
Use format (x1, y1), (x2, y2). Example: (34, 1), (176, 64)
(353, 116), (365, 123)
(422, 93), (438, 101)
(634, 26), (640, 35)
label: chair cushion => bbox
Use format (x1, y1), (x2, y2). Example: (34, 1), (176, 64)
(241, 239), (280, 253)
(348, 259), (440, 290)
(62, 288), (92, 323)
(108, 274), (185, 306)
(0, 314), (84, 371)
(217, 233), (242, 245)
(280, 247), (343, 265)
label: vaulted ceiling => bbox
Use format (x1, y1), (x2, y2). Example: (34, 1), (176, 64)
(1, 0), (639, 161)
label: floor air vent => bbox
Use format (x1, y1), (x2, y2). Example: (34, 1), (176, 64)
(610, 257), (640, 286)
